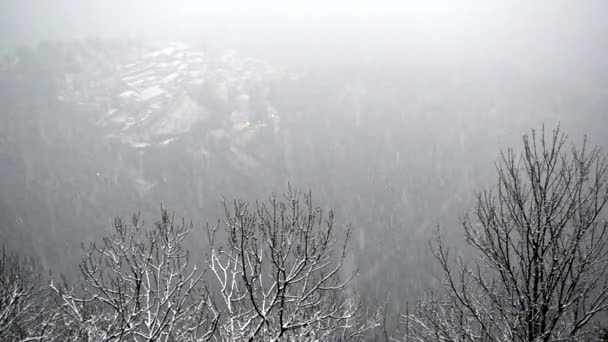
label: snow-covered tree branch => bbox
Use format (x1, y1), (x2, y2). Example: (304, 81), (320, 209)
(0, 250), (58, 342)
(406, 126), (608, 341)
(207, 189), (379, 341)
(52, 208), (218, 341)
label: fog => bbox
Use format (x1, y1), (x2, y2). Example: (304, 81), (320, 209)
(4, 1), (608, 63)
(1, 1), (608, 340)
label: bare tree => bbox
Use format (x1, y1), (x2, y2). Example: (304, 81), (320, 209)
(407, 127), (608, 341)
(206, 189), (379, 341)
(0, 250), (58, 341)
(52, 208), (218, 341)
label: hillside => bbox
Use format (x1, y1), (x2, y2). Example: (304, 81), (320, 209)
(1, 38), (607, 311)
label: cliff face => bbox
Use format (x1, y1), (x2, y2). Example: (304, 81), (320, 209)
(0, 39), (291, 270)
(55, 41), (283, 148)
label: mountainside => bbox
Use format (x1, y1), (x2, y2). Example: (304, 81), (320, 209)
(1, 38), (607, 311)
(0, 39), (294, 270)
(57, 42), (282, 147)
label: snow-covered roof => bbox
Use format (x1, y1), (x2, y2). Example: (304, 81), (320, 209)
(119, 90), (137, 98)
(137, 86), (166, 102)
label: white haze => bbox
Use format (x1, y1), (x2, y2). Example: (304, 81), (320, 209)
(3, 1), (608, 76)
(2, 1), (608, 334)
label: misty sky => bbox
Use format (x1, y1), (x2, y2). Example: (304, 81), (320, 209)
(3, 1), (608, 75)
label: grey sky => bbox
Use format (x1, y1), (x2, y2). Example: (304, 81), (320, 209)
(2, 1), (608, 90)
